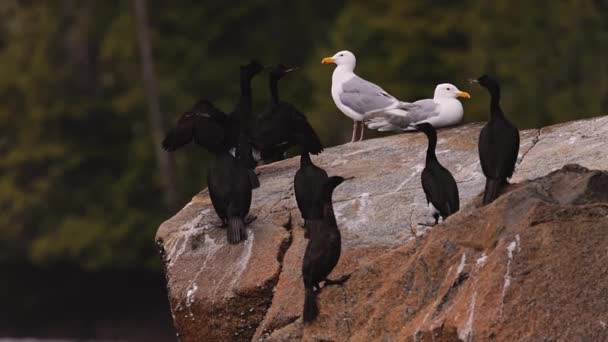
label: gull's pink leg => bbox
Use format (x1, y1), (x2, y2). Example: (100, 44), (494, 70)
(358, 121), (365, 141)
(350, 120), (357, 143)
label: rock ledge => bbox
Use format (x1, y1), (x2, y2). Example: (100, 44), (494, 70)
(156, 115), (608, 341)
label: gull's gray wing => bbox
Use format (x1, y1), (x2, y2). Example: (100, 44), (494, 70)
(365, 99), (440, 131)
(400, 99), (440, 123)
(339, 76), (398, 115)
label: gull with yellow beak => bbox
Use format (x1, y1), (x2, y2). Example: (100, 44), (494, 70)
(322, 50), (406, 143)
(365, 83), (471, 132)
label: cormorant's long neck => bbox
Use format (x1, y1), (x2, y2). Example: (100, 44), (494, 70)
(269, 75), (280, 105)
(425, 132), (438, 164)
(239, 73), (253, 122)
(300, 150), (312, 167)
(489, 86), (504, 120)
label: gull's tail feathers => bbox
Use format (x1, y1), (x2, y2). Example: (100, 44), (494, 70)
(384, 108), (409, 117)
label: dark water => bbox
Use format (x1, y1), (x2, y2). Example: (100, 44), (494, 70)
(0, 264), (175, 342)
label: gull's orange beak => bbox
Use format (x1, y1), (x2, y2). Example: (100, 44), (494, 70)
(457, 91), (471, 99)
(321, 57), (336, 64)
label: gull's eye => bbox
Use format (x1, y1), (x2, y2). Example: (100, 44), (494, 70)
(339, 54), (344, 57)
(447, 87), (451, 91)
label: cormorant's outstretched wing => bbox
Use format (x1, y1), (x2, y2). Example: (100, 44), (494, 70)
(162, 113), (196, 151)
(285, 104), (323, 155)
(163, 101), (232, 152)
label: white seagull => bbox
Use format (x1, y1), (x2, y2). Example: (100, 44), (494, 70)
(321, 50), (407, 143)
(365, 83), (470, 132)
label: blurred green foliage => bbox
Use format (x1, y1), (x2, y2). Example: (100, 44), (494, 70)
(0, 1), (606, 271)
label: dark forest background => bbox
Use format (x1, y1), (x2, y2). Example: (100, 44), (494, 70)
(1, 1), (607, 340)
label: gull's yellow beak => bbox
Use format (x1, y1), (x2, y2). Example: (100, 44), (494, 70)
(321, 57), (336, 64)
(457, 91), (471, 99)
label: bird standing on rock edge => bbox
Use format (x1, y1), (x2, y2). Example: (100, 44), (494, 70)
(207, 135), (256, 244)
(251, 64), (323, 164)
(414, 123), (459, 225)
(471, 75), (520, 205)
(206, 60), (266, 244)
(302, 176), (351, 323)
(321, 50), (408, 143)
(233, 59), (268, 189)
(294, 150), (328, 238)
(161, 59), (265, 188)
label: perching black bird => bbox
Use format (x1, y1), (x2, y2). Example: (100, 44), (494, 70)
(234, 59), (266, 131)
(415, 123), (459, 225)
(205, 60), (266, 244)
(302, 176), (351, 323)
(251, 64), (323, 164)
(471, 75), (520, 205)
(294, 150), (328, 238)
(232, 59), (267, 188)
(207, 134), (256, 244)
(162, 99), (234, 154)
(163, 60), (265, 187)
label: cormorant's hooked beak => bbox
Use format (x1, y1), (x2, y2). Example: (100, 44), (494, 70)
(343, 176), (355, 181)
(321, 57), (336, 64)
(285, 66), (299, 73)
(467, 78), (479, 84)
(456, 91), (471, 99)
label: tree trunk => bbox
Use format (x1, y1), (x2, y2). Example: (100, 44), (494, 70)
(132, 0), (179, 210)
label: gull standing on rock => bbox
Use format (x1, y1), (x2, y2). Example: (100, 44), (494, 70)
(365, 83), (470, 132)
(322, 50), (406, 143)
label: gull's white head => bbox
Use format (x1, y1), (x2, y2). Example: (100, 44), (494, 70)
(321, 50), (356, 70)
(433, 83), (471, 100)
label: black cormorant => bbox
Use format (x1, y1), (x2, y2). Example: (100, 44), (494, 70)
(294, 150), (328, 238)
(415, 123), (459, 225)
(162, 99), (233, 154)
(302, 176), (351, 323)
(232, 59), (267, 188)
(163, 60), (265, 188)
(207, 134), (256, 244)
(251, 64), (323, 164)
(471, 75), (520, 205)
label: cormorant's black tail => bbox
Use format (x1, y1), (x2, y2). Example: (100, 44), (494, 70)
(227, 217), (246, 244)
(303, 287), (318, 323)
(483, 178), (503, 205)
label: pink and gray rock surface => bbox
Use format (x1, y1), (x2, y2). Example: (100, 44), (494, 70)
(156, 115), (608, 341)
